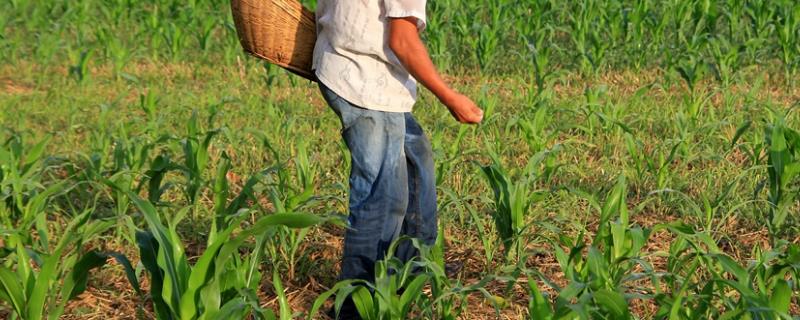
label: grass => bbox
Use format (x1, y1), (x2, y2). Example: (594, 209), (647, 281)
(3, 59), (798, 318)
(2, 0), (800, 319)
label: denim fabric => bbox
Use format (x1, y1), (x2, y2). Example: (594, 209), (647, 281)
(319, 83), (437, 283)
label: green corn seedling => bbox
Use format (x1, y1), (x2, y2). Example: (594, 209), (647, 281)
(0, 208), (133, 320)
(197, 18), (217, 52)
(480, 145), (555, 263)
(310, 236), (494, 320)
(180, 110), (221, 205)
(543, 176), (653, 319)
(762, 114), (800, 239)
(0, 135), (55, 249)
(68, 49), (93, 84)
(707, 36), (741, 86)
(652, 223), (798, 318)
(776, 2), (800, 85)
(127, 189), (329, 319)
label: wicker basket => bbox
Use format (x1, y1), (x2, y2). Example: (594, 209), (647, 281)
(230, 0), (317, 81)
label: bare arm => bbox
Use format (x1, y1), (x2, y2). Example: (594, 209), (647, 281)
(388, 17), (483, 124)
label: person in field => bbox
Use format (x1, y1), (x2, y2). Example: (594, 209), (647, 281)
(312, 0), (483, 318)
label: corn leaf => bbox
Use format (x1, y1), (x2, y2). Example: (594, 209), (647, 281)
(0, 267), (25, 316)
(399, 275), (429, 316)
(768, 280), (791, 314)
(352, 286), (375, 320)
(593, 289), (629, 318)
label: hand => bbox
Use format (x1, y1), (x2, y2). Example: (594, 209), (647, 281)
(440, 91), (484, 124)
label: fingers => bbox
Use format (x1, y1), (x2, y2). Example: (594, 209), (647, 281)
(459, 110), (483, 124)
(464, 107), (484, 124)
(443, 93), (484, 124)
(456, 107), (482, 124)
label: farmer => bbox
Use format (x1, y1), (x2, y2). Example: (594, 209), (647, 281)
(313, 0), (483, 318)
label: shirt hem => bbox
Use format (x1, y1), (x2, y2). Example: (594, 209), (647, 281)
(315, 71), (414, 113)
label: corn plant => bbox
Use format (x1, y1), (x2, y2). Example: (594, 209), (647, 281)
(625, 133), (682, 191)
(744, 0), (777, 63)
(577, 86), (609, 138)
(569, 0), (607, 76)
(33, 32), (61, 65)
(272, 141), (320, 279)
(652, 224), (718, 319)
(106, 131), (159, 237)
(0, 208), (136, 320)
(525, 273), (555, 319)
(310, 236), (496, 320)
(648, 173), (750, 242)
(145, 4), (164, 60)
(67, 49), (93, 84)
(459, 191), (498, 271)
(180, 110), (221, 205)
(653, 224), (799, 318)
(0, 135), (55, 249)
(623, 0), (653, 69)
(430, 125), (469, 187)
(674, 54), (705, 94)
(603, 1), (625, 53)
(247, 131), (321, 281)
(196, 18), (217, 53)
(761, 114), (800, 239)
(707, 36), (741, 86)
(475, 24), (499, 73)
(0, 9), (8, 39)
(535, 176), (653, 319)
(526, 25), (557, 97)
(776, 1), (800, 85)
(6, 0), (800, 78)
(162, 22), (185, 61)
(127, 189), (330, 319)
(105, 34), (132, 79)
(333, 260), (434, 318)
(424, 1), (452, 72)
(479, 145), (556, 263)
(517, 104), (556, 154)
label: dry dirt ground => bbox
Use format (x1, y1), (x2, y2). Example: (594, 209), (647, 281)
(59, 209), (798, 319)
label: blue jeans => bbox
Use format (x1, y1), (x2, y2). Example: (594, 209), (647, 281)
(319, 83), (437, 283)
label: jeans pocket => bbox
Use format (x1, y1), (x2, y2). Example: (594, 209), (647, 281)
(319, 83), (364, 131)
(341, 108), (367, 133)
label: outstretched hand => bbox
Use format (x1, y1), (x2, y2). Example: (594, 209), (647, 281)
(440, 91), (483, 124)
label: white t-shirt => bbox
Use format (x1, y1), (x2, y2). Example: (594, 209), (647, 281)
(312, 0), (427, 113)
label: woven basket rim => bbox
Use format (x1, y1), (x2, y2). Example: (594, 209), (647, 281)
(230, 0), (317, 81)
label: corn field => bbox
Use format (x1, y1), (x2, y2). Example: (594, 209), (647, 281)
(1, 0), (799, 319)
